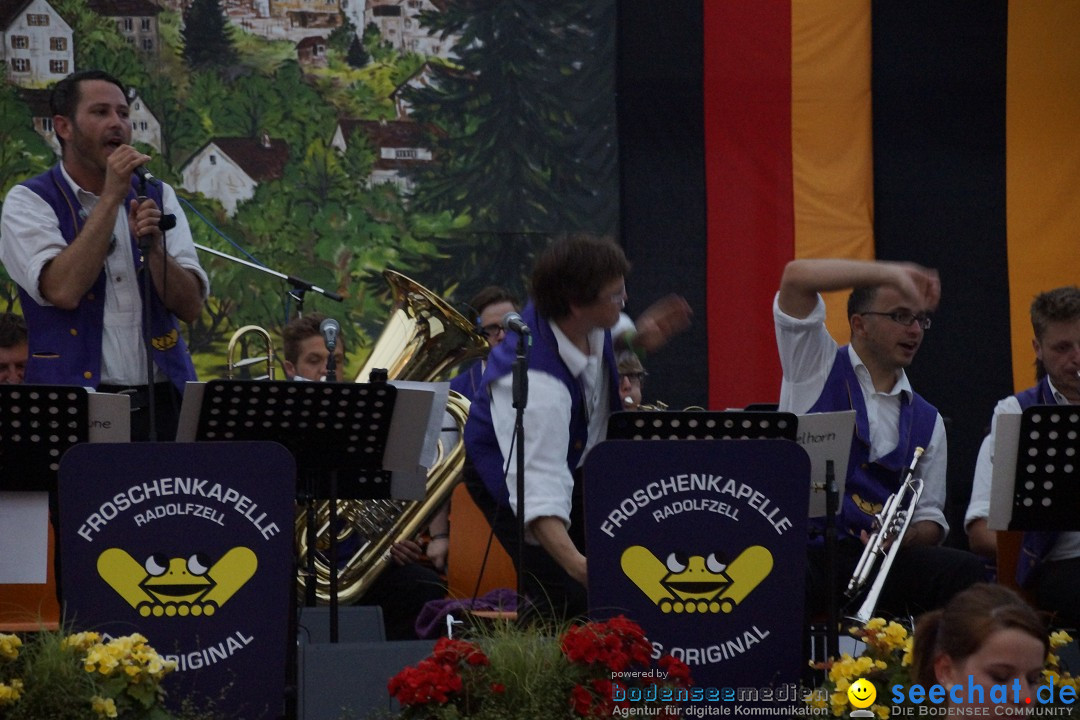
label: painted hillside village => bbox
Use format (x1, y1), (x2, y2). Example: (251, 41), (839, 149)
(1, 0), (456, 199)
(0, 0), (617, 375)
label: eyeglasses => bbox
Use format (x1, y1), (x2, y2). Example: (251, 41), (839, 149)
(601, 287), (627, 307)
(860, 311), (932, 330)
(480, 323), (505, 340)
(621, 372), (647, 384)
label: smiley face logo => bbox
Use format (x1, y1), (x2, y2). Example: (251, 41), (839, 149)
(847, 678), (876, 709)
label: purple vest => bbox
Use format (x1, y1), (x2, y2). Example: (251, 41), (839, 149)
(808, 346), (939, 540)
(463, 302), (620, 507)
(18, 165), (197, 391)
(449, 360), (484, 402)
(1015, 376), (1059, 588)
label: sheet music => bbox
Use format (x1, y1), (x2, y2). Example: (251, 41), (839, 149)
(988, 413), (1021, 531)
(0, 492), (49, 583)
(798, 411), (855, 517)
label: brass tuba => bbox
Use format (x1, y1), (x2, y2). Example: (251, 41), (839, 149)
(295, 270), (489, 604)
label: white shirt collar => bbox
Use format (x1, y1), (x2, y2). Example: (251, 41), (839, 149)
(549, 319), (605, 378)
(59, 161), (101, 207)
(1045, 377), (1077, 405)
(846, 344), (913, 399)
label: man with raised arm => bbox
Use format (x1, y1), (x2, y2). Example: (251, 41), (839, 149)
(775, 258), (982, 617)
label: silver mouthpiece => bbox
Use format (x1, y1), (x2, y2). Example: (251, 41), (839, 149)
(623, 396), (635, 406)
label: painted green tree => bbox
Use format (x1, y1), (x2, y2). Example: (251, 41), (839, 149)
(403, 0), (618, 292)
(182, 0), (238, 69)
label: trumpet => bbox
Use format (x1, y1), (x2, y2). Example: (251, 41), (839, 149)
(845, 446), (925, 624)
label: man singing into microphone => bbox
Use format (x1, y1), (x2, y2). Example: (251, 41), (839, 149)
(0, 69), (207, 441)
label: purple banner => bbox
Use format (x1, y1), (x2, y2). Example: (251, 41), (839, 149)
(584, 439), (809, 690)
(59, 442), (295, 719)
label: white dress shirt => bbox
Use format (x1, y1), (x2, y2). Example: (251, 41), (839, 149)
(0, 164), (208, 385)
(488, 320), (611, 541)
(773, 293), (949, 534)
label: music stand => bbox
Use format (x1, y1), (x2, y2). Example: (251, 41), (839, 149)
(606, 409), (798, 441)
(193, 379), (397, 617)
(0, 385), (90, 494)
(997, 405), (1080, 531)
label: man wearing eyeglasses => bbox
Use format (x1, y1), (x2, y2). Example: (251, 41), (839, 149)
(450, 286), (519, 402)
(464, 234), (691, 621)
(775, 258), (983, 619)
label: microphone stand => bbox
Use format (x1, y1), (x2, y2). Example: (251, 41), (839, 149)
(511, 331), (529, 604)
(136, 178), (158, 441)
(824, 459), (839, 661)
(192, 242), (344, 319)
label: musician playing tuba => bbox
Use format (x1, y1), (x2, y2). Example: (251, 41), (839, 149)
(281, 313), (447, 640)
(774, 258), (983, 622)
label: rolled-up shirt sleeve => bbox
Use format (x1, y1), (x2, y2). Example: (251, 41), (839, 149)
(0, 184), (68, 306)
(489, 370), (575, 539)
(161, 184), (209, 300)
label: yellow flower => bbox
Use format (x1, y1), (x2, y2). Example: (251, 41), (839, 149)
(901, 636), (914, 667)
(874, 704), (890, 719)
(864, 618), (887, 631)
(62, 631), (101, 652)
(1050, 630), (1073, 650)
(0, 634), (21, 661)
(91, 695), (118, 718)
(0, 679), (25, 705)
(830, 691), (849, 717)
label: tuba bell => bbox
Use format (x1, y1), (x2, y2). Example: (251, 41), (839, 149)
(294, 270), (489, 604)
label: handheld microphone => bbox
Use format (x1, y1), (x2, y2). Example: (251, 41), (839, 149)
(502, 312), (530, 336)
(320, 317), (340, 351)
(133, 165), (159, 187)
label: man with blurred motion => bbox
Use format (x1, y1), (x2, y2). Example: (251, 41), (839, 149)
(464, 234), (691, 620)
(0, 70), (207, 441)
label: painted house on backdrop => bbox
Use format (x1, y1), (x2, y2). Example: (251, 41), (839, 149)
(86, 0), (162, 55)
(16, 86), (57, 152)
(270, 0), (340, 29)
(181, 134), (290, 216)
(362, 0), (457, 59)
(127, 91), (163, 153)
(331, 118), (437, 193)
(296, 35), (326, 67)
(0, 0), (73, 88)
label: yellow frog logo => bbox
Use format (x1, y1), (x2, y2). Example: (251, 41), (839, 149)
(97, 547), (257, 618)
(621, 545), (773, 614)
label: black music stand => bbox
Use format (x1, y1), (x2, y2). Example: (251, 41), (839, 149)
(606, 409), (798, 442)
(191, 378), (398, 720)
(193, 378), (398, 597)
(1005, 405), (1080, 531)
(0, 385), (90, 494)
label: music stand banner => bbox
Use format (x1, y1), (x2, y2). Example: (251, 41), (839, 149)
(584, 439), (810, 692)
(58, 441), (295, 719)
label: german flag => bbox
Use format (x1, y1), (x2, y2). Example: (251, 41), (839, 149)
(704, 2), (1080, 515)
